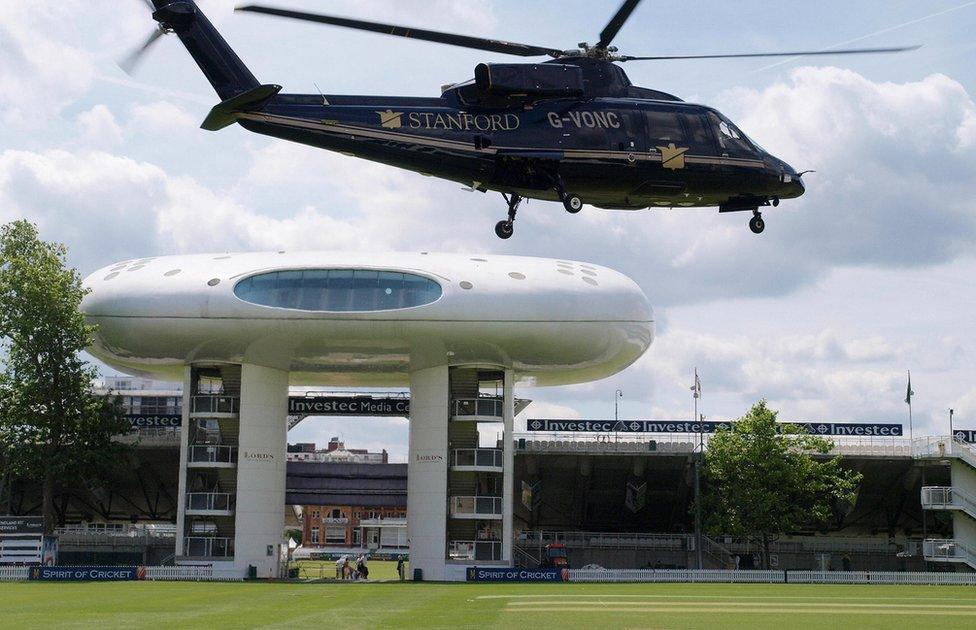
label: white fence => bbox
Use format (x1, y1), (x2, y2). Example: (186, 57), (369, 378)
(143, 566), (242, 581)
(569, 568), (976, 585)
(0, 566), (30, 581)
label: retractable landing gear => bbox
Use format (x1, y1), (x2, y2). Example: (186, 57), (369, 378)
(749, 210), (765, 234)
(552, 177), (583, 214)
(495, 193), (522, 239)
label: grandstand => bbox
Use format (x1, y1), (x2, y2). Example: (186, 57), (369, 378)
(2, 379), (973, 573)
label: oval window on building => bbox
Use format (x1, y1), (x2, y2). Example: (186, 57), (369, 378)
(233, 269), (442, 311)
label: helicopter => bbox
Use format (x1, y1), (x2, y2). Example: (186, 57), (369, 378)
(130, 0), (917, 238)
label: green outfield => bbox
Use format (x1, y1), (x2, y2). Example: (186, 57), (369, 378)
(4, 581), (976, 629)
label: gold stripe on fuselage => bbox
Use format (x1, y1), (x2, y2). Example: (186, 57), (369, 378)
(237, 112), (766, 169)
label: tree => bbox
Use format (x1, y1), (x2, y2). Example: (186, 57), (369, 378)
(0, 220), (129, 534)
(698, 400), (862, 569)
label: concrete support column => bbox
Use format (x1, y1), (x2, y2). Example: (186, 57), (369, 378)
(502, 368), (515, 565)
(407, 365), (450, 581)
(234, 363), (289, 578)
(174, 365), (192, 558)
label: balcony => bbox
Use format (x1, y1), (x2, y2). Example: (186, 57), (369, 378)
(923, 538), (976, 568)
(190, 395), (239, 417)
(183, 536), (234, 559)
(449, 539), (502, 562)
(187, 445), (237, 468)
(451, 448), (503, 472)
(450, 496), (503, 520)
(359, 517), (407, 528)
(451, 397), (503, 423)
(185, 492), (235, 516)
(921, 486), (976, 520)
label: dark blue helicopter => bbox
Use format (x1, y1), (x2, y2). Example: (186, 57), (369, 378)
(130, 0), (916, 238)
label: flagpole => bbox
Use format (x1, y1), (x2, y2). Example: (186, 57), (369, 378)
(907, 370), (914, 442)
(692, 368), (703, 570)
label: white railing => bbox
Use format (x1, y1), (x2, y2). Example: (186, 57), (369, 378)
(569, 569), (976, 585)
(923, 538), (976, 568)
(188, 445), (237, 465)
(914, 436), (976, 468)
(452, 448), (503, 469)
(183, 536), (234, 558)
(518, 530), (691, 550)
(359, 517), (406, 527)
(0, 566), (30, 581)
(516, 433), (915, 457)
(449, 539), (502, 561)
(921, 486), (976, 519)
(452, 397), (503, 420)
(190, 395), (239, 415)
(56, 523), (177, 537)
(185, 492), (234, 512)
(450, 496), (502, 517)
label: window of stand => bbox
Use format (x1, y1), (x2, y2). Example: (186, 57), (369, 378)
(233, 269), (442, 312)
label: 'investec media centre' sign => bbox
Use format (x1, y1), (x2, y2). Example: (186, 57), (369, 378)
(527, 419), (903, 437)
(126, 396), (410, 428)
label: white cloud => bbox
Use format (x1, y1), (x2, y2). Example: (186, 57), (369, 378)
(127, 101), (198, 137)
(76, 105), (123, 147)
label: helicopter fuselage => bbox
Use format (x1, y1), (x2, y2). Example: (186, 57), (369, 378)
(237, 89), (804, 210)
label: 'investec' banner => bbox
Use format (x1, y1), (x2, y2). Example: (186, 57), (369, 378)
(29, 566), (145, 581)
(126, 414), (182, 428)
(466, 567), (567, 582)
(527, 419), (903, 437)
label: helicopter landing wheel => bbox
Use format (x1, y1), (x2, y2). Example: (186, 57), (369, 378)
(496, 192), (522, 239)
(563, 193), (583, 214)
(749, 213), (765, 234)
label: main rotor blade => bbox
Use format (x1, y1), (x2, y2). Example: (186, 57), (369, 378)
(236, 5), (563, 57)
(596, 0), (642, 50)
(619, 45), (921, 62)
(119, 28), (165, 75)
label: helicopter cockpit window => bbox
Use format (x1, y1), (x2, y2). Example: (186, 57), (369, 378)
(707, 111), (755, 155)
(644, 110), (686, 142)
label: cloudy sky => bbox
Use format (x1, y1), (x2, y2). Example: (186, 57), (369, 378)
(3, 0), (975, 460)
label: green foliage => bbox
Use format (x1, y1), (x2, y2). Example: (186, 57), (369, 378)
(698, 400), (863, 567)
(0, 220), (129, 532)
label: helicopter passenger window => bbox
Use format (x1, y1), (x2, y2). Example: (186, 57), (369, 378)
(682, 113), (712, 147)
(644, 110), (686, 142)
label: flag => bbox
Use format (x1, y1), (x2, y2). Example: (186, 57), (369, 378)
(690, 369), (701, 399)
(905, 371), (914, 405)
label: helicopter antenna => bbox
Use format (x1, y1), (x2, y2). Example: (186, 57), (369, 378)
(313, 82), (329, 106)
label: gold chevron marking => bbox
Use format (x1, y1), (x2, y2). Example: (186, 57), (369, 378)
(376, 109), (404, 129)
(657, 143), (690, 169)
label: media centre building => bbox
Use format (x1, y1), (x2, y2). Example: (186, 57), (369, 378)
(83, 251), (654, 580)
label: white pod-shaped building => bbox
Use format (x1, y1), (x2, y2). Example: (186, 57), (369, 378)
(82, 250), (653, 580)
(83, 251), (654, 385)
